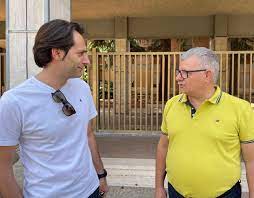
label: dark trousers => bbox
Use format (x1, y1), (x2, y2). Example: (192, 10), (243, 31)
(88, 187), (100, 198)
(168, 181), (241, 198)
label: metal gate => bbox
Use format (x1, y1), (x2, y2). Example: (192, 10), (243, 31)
(86, 50), (254, 132)
(1, 51), (254, 132)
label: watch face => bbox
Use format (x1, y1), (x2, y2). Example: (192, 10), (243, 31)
(98, 169), (107, 179)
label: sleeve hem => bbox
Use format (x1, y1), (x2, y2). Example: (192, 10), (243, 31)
(0, 140), (19, 146)
(88, 111), (98, 121)
(161, 131), (168, 136)
(240, 139), (254, 144)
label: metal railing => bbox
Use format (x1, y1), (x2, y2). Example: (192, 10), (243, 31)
(87, 50), (254, 132)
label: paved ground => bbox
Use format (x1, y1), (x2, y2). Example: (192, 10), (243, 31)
(96, 134), (160, 159)
(13, 134), (249, 198)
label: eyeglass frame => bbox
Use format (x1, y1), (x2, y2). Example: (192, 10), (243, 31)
(175, 69), (207, 79)
(51, 90), (76, 116)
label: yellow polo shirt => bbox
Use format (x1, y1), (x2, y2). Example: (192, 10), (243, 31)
(161, 87), (254, 198)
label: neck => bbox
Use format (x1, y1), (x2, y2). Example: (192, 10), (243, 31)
(188, 85), (216, 108)
(35, 65), (68, 90)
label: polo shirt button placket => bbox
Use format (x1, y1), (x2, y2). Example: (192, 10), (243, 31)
(191, 107), (196, 118)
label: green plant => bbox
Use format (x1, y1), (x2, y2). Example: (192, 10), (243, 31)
(88, 40), (115, 52)
(147, 39), (171, 52)
(129, 38), (146, 52)
(81, 67), (88, 82)
(230, 38), (254, 51)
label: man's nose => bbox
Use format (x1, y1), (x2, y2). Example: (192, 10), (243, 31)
(82, 54), (90, 65)
(175, 72), (182, 81)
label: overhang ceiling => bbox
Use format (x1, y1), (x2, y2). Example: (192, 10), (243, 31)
(1, 0), (254, 21)
(71, 0), (254, 20)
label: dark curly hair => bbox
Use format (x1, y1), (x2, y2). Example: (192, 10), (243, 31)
(33, 19), (84, 68)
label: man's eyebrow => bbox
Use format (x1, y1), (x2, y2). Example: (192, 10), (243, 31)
(78, 49), (87, 53)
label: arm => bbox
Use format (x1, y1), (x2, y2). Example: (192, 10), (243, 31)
(87, 121), (109, 196)
(155, 134), (169, 198)
(241, 142), (254, 198)
(0, 146), (22, 198)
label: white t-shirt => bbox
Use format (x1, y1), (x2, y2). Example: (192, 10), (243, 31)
(0, 77), (99, 198)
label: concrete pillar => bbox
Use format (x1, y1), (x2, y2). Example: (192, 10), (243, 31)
(114, 17), (129, 115)
(115, 39), (128, 52)
(115, 17), (129, 52)
(213, 15), (229, 90)
(192, 37), (210, 48)
(214, 37), (228, 51)
(170, 39), (180, 52)
(6, 0), (70, 88)
(214, 37), (228, 90)
(214, 15), (229, 51)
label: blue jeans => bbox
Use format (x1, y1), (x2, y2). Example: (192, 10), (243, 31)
(88, 187), (101, 198)
(168, 181), (241, 198)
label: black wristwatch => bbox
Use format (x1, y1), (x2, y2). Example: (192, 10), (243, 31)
(97, 169), (107, 179)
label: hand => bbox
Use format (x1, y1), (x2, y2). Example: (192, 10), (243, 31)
(155, 187), (167, 198)
(249, 191), (254, 198)
(99, 177), (109, 197)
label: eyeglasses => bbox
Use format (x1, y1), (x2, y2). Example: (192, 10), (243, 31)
(175, 69), (207, 79)
(51, 90), (76, 116)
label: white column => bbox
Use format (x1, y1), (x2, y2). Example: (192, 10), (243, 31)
(50, 0), (70, 21)
(6, 0), (71, 88)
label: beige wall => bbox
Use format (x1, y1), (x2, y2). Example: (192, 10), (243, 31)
(0, 21), (4, 39)
(0, 0), (5, 21)
(79, 19), (115, 39)
(79, 16), (214, 39)
(228, 15), (254, 37)
(0, 39), (5, 48)
(79, 15), (254, 39)
(129, 16), (213, 38)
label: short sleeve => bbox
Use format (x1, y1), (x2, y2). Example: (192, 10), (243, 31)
(0, 94), (22, 146)
(161, 100), (171, 135)
(86, 85), (97, 121)
(238, 102), (254, 143)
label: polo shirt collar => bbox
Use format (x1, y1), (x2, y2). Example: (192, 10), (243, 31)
(178, 94), (188, 103)
(208, 86), (223, 104)
(178, 86), (223, 104)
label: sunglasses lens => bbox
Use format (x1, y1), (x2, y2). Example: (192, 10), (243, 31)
(51, 93), (62, 103)
(52, 90), (76, 116)
(62, 103), (76, 116)
(52, 90), (66, 103)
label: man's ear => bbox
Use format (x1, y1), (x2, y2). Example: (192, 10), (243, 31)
(206, 70), (213, 82)
(51, 48), (65, 61)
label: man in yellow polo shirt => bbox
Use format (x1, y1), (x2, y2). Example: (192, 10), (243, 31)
(155, 47), (254, 198)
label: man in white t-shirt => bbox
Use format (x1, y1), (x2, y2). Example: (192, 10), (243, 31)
(0, 19), (108, 198)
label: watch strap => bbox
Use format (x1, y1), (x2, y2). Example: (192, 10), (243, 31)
(98, 169), (107, 179)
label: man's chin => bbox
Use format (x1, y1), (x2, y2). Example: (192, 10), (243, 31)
(69, 73), (82, 79)
(76, 70), (83, 77)
(178, 87), (188, 94)
(178, 86), (184, 91)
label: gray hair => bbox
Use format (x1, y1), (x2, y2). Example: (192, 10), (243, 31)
(180, 47), (219, 83)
